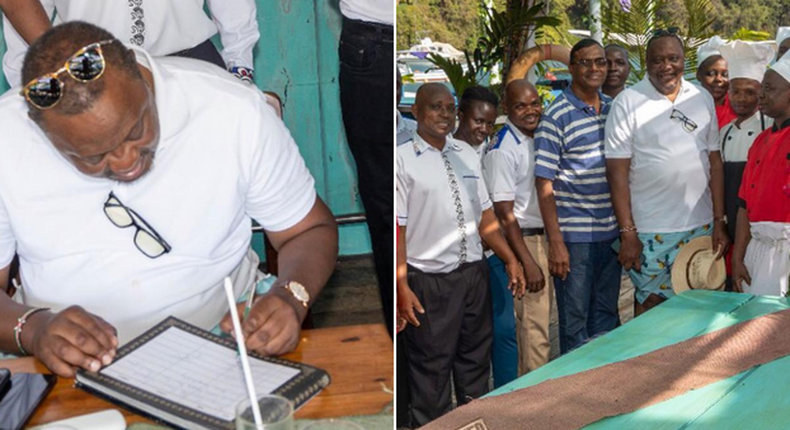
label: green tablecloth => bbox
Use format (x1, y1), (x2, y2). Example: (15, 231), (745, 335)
(487, 290), (790, 429)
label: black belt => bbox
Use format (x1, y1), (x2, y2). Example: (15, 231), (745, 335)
(343, 17), (393, 36)
(521, 227), (545, 236)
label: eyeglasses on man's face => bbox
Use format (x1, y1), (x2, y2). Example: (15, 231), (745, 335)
(670, 108), (698, 133)
(571, 58), (608, 68)
(103, 192), (171, 259)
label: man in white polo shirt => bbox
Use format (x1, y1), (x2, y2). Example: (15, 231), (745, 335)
(0, 22), (337, 378)
(483, 79), (550, 380)
(397, 83), (524, 426)
(605, 31), (729, 314)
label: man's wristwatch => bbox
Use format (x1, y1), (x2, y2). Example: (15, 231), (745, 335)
(282, 281), (309, 308)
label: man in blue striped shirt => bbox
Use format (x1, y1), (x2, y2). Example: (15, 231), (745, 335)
(534, 39), (621, 354)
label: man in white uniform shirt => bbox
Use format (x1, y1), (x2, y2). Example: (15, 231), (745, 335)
(717, 41), (774, 279)
(339, 0), (395, 336)
(483, 79), (551, 380)
(605, 32), (729, 314)
(0, 23), (337, 379)
(0, 0), (260, 86)
(397, 83), (524, 426)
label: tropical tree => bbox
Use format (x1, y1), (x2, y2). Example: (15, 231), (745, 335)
(600, 0), (716, 83)
(427, 1), (560, 97)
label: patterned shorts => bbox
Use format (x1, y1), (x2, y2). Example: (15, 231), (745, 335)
(627, 225), (712, 304)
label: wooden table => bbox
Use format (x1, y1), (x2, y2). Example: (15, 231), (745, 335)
(487, 291), (790, 429)
(4, 324), (393, 427)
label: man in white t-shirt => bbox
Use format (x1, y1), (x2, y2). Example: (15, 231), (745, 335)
(0, 0), (260, 86)
(605, 32), (729, 314)
(483, 79), (551, 381)
(0, 22), (337, 378)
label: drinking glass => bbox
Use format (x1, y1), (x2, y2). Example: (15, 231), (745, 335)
(235, 394), (294, 430)
(300, 419), (365, 430)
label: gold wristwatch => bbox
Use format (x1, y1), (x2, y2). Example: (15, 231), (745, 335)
(283, 281), (309, 308)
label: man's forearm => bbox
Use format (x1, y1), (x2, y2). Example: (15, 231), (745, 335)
(267, 199), (338, 321)
(606, 159), (635, 230)
(0, 264), (32, 353)
(0, 0), (51, 44)
(732, 206), (751, 262)
(479, 209), (517, 264)
(535, 178), (563, 242)
(493, 201), (535, 266)
(397, 225), (408, 290)
(709, 152), (726, 219)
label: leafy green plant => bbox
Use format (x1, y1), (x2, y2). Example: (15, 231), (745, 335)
(600, 0), (715, 83)
(730, 28), (771, 41)
(427, 1), (560, 97)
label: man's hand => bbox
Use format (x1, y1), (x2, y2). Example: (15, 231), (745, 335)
(25, 306), (118, 378)
(220, 287), (304, 357)
(397, 283), (424, 327)
(548, 239), (571, 280)
(619, 232), (644, 273)
(712, 222), (731, 260)
(505, 260), (527, 297)
(522, 256), (546, 293)
(732, 258), (752, 293)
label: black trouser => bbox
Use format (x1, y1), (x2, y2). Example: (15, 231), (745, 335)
(170, 39), (227, 70)
(404, 261), (493, 427)
(338, 17), (395, 337)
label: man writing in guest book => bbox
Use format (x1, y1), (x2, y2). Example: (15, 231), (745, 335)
(0, 22), (338, 378)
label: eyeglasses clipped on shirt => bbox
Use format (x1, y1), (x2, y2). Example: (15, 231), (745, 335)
(670, 108), (698, 133)
(104, 192), (172, 259)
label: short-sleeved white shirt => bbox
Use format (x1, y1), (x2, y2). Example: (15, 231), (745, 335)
(340, 0), (393, 25)
(720, 111), (772, 163)
(604, 78), (720, 232)
(0, 48), (316, 343)
(482, 119), (544, 229)
(397, 134), (492, 273)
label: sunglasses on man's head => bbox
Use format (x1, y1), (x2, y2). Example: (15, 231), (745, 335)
(21, 39), (116, 110)
(652, 27), (679, 37)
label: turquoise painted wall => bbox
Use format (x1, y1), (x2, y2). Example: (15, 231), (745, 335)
(0, 1), (371, 257)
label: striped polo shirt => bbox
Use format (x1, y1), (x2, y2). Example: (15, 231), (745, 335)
(534, 88), (618, 243)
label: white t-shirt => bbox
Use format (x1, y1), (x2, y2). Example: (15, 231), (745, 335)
(397, 134), (492, 273)
(720, 111), (772, 163)
(483, 120), (544, 229)
(0, 48), (316, 343)
(340, 0), (393, 25)
(604, 78), (720, 233)
(3, 0), (259, 86)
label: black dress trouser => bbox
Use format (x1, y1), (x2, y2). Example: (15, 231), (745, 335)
(404, 260), (493, 427)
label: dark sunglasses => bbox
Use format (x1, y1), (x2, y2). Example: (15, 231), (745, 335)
(104, 192), (172, 259)
(21, 39), (116, 110)
(670, 108), (698, 133)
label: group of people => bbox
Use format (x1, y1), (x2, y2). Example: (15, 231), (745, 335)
(397, 28), (790, 427)
(0, 0), (395, 382)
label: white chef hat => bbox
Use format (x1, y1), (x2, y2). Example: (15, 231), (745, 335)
(777, 27), (790, 47)
(697, 35), (726, 67)
(772, 57), (790, 85)
(719, 40), (775, 83)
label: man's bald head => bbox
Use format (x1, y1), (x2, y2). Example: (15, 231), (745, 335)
(412, 83), (455, 145)
(414, 83), (453, 106)
(22, 21), (143, 124)
(504, 79), (542, 136)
